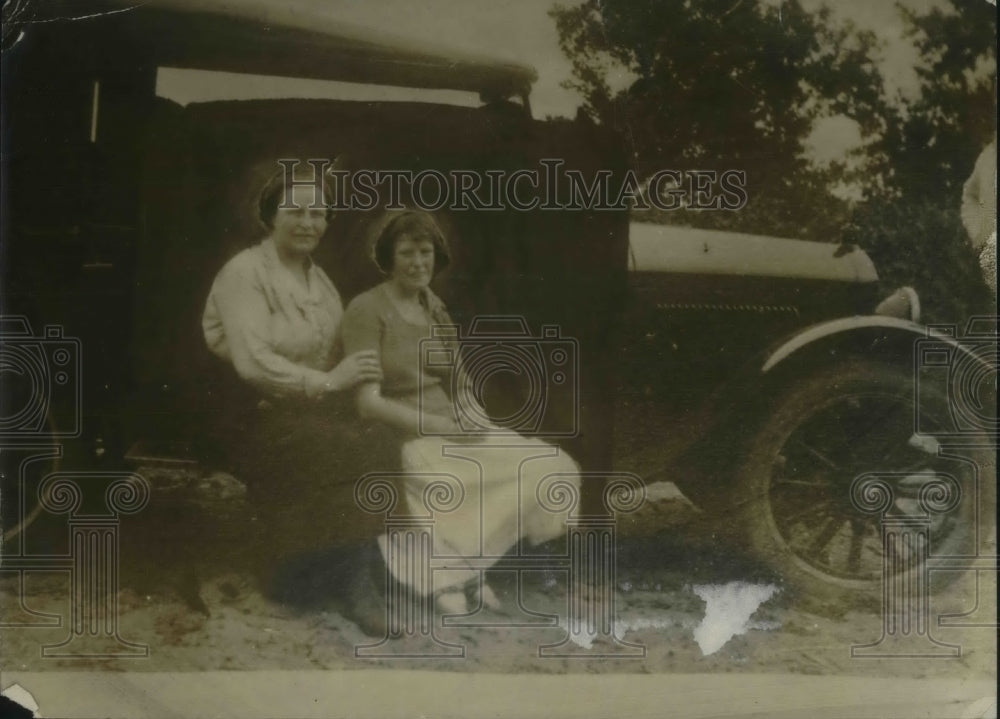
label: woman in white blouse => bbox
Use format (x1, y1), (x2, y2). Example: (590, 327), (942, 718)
(202, 168), (396, 635)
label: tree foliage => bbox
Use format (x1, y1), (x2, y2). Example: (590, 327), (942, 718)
(860, 0), (996, 202)
(841, 200), (993, 324)
(844, 0), (996, 321)
(549, 0), (887, 240)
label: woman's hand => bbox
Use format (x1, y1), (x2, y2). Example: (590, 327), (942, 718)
(325, 350), (382, 392)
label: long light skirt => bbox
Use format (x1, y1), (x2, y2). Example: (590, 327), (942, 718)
(378, 430), (581, 594)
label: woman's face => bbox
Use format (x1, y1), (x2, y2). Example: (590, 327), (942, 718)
(270, 184), (328, 258)
(389, 236), (435, 293)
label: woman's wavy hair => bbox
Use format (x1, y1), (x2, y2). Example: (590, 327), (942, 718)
(257, 163), (337, 231)
(372, 210), (451, 276)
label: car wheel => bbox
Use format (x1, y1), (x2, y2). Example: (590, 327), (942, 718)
(735, 360), (994, 610)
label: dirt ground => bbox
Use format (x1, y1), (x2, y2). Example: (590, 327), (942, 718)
(1, 472), (995, 681)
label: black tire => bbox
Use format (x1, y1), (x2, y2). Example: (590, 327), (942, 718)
(734, 360), (994, 610)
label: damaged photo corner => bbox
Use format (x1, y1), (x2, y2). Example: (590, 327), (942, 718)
(0, 0), (996, 717)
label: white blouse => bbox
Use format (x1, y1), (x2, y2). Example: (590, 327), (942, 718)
(203, 239), (343, 398)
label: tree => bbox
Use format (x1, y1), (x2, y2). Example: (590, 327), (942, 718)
(549, 0), (888, 240)
(864, 0), (996, 202)
(841, 200), (992, 324)
(844, 0), (996, 322)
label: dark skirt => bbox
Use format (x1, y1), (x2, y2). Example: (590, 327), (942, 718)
(235, 394), (403, 569)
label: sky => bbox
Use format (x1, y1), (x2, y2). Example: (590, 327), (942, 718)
(157, 0), (985, 163)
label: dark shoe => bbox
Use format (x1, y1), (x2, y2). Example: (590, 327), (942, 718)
(340, 541), (390, 638)
(263, 545), (352, 609)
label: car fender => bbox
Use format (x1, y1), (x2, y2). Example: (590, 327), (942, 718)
(760, 315), (990, 375)
(670, 315), (994, 503)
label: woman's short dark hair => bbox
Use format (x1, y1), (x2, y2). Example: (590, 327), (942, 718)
(373, 211), (451, 275)
(257, 166), (336, 230)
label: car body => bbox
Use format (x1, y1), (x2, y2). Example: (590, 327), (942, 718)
(620, 221), (905, 471)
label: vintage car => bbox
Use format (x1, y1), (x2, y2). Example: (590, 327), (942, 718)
(2, 0), (994, 610)
(620, 223), (995, 606)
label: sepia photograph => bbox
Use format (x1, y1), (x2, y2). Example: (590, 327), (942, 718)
(0, 0), (996, 717)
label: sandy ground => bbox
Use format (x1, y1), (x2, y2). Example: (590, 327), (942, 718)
(1, 480), (995, 681)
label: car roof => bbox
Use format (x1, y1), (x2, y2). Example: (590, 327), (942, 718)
(26, 0), (538, 101)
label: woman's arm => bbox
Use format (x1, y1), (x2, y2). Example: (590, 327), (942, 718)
(355, 382), (459, 436)
(205, 254), (382, 398)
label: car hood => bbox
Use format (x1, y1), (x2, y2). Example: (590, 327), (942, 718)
(629, 223), (878, 283)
